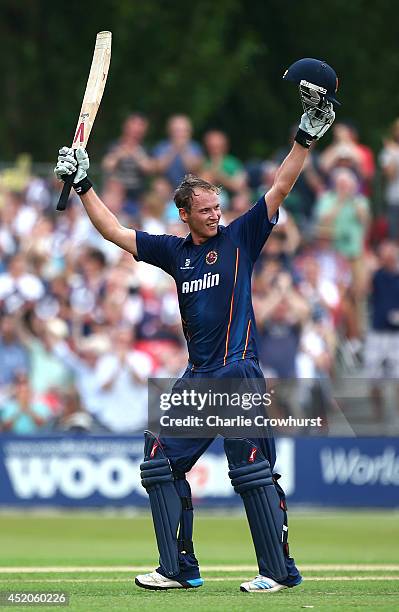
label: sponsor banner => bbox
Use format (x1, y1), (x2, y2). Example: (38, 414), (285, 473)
(0, 436), (397, 507)
(294, 437), (399, 507)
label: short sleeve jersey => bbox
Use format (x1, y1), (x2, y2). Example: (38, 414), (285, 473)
(135, 196), (278, 371)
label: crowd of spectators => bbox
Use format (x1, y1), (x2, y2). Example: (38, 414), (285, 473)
(1, 112), (399, 434)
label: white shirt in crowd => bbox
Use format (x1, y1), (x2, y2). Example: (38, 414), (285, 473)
(95, 350), (153, 432)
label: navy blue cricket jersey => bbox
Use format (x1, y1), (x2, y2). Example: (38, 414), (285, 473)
(135, 196), (278, 371)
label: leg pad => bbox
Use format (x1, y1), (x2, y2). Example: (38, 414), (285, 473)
(224, 438), (288, 583)
(141, 432), (181, 577)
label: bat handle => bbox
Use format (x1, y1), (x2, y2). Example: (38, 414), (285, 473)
(56, 171), (76, 211)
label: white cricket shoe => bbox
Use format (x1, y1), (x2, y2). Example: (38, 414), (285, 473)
(135, 570), (203, 591)
(240, 575), (289, 593)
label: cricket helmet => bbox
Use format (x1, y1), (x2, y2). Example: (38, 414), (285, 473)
(283, 58), (340, 116)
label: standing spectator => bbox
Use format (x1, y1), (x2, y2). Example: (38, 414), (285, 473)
(314, 168), (370, 303)
(202, 130), (247, 199)
(94, 326), (153, 432)
(153, 115), (203, 188)
(319, 121), (375, 195)
(364, 241), (399, 421)
(102, 113), (155, 215)
(52, 333), (111, 420)
(380, 118), (399, 239)
(254, 271), (310, 378)
(0, 373), (51, 434)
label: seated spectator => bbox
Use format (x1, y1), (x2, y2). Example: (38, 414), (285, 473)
(102, 113), (155, 215)
(0, 313), (29, 388)
(201, 130), (247, 200)
(53, 389), (93, 433)
(153, 115), (203, 187)
(0, 373), (51, 434)
(319, 121), (375, 195)
(379, 118), (399, 240)
(14, 309), (72, 399)
(0, 253), (45, 313)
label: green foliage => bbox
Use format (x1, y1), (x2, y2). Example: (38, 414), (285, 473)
(0, 0), (398, 160)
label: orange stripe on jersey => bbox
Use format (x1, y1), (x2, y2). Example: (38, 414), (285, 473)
(242, 319), (252, 359)
(223, 248), (240, 365)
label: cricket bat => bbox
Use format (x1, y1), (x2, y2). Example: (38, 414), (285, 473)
(56, 31), (112, 211)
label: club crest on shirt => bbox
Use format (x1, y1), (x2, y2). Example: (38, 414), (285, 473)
(206, 250), (218, 265)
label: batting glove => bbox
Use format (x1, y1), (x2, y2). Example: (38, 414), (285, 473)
(54, 147), (92, 194)
(295, 102), (335, 148)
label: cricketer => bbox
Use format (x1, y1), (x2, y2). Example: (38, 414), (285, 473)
(54, 58), (338, 594)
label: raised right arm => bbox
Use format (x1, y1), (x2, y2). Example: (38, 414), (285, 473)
(54, 147), (137, 257)
(79, 187), (137, 257)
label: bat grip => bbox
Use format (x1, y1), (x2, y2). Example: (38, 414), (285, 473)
(56, 171), (76, 211)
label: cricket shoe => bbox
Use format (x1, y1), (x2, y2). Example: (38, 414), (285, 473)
(240, 575), (301, 593)
(135, 570), (204, 591)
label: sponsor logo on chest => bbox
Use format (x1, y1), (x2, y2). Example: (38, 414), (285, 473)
(182, 272), (220, 294)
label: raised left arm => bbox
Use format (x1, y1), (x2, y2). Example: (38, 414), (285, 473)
(265, 103), (335, 219)
(265, 143), (309, 219)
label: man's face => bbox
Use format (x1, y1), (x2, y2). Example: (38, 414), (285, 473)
(168, 116), (192, 145)
(124, 116), (148, 141)
(379, 242), (399, 269)
(204, 131), (227, 157)
(179, 189), (221, 243)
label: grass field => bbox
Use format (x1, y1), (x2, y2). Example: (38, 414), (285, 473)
(0, 511), (398, 611)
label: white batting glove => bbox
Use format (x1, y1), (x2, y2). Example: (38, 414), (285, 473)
(299, 102), (335, 140)
(54, 147), (89, 183)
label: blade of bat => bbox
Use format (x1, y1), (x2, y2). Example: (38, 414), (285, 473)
(56, 31), (112, 211)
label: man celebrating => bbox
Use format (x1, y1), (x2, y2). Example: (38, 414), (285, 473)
(55, 81), (335, 594)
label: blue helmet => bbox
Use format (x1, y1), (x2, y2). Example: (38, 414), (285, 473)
(283, 57), (340, 106)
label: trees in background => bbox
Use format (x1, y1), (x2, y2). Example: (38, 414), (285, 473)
(0, 0), (398, 160)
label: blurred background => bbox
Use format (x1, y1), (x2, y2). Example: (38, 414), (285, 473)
(0, 1), (398, 511)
